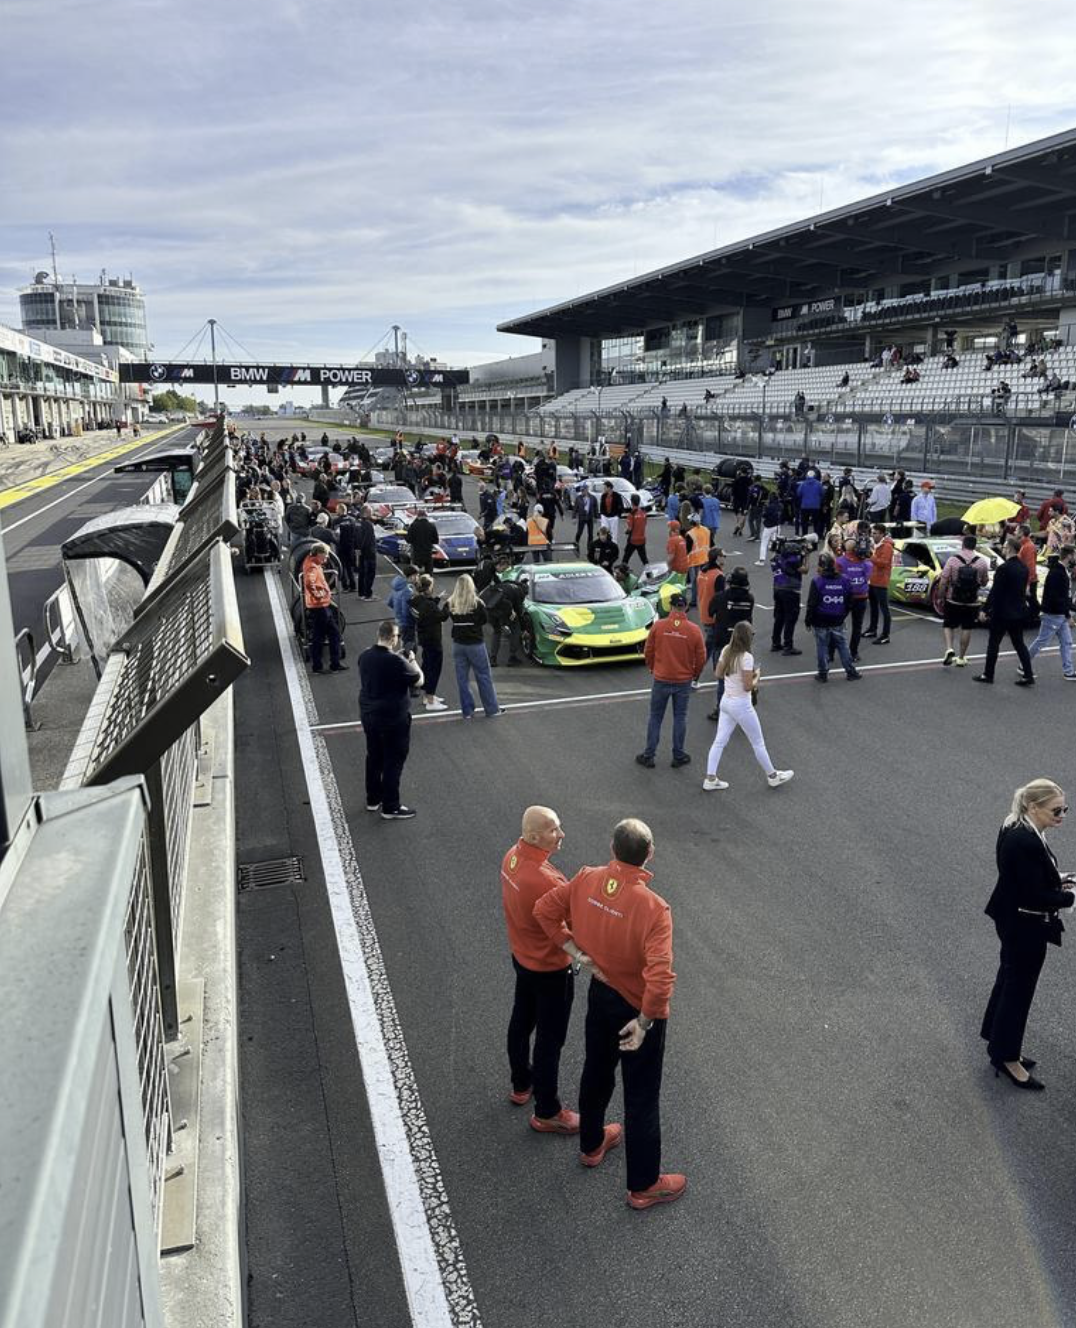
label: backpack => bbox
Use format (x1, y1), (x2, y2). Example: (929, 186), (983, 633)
(952, 555), (981, 604)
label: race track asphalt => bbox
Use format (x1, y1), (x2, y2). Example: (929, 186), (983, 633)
(235, 432), (1076, 1328)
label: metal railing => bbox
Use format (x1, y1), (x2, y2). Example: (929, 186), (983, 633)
(382, 406), (1076, 486)
(13, 627), (37, 730)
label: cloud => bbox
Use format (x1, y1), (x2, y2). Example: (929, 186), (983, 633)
(2, 0), (1075, 387)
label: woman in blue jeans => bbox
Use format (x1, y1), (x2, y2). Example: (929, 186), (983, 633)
(445, 574), (503, 718)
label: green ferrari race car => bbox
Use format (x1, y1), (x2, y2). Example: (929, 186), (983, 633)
(501, 561), (657, 665)
(890, 536), (1000, 616)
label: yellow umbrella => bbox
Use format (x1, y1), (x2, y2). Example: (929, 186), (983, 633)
(963, 496), (1020, 525)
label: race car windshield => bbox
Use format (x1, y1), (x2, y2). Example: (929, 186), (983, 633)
(369, 488), (415, 504)
(432, 515), (478, 535)
(531, 572), (625, 604)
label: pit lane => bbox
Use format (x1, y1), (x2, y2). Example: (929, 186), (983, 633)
(241, 430), (1076, 1328)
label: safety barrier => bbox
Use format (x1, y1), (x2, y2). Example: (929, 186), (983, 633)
(0, 777), (167, 1328)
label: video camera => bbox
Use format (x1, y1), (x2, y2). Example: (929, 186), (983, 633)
(770, 534), (817, 567)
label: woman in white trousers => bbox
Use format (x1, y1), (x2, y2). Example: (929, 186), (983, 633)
(704, 621), (793, 791)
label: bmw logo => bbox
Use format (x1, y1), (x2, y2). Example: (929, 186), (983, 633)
(404, 368), (421, 387)
(150, 363), (167, 380)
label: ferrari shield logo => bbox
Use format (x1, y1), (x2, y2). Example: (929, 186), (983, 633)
(510, 854), (518, 870)
(604, 876), (620, 898)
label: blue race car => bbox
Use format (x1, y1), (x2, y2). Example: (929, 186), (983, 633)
(375, 508), (482, 571)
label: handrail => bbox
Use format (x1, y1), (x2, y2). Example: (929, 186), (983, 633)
(13, 628), (37, 731)
(42, 584), (80, 665)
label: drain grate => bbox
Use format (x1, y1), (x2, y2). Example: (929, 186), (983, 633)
(237, 856), (305, 891)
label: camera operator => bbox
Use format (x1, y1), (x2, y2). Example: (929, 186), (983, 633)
(770, 535), (815, 656)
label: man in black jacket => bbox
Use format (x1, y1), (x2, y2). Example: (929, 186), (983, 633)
(1027, 545), (1076, 679)
(355, 505), (377, 600)
(481, 557), (526, 666)
(335, 506), (358, 590)
(406, 511), (439, 574)
(588, 527), (619, 572)
(975, 538), (1035, 684)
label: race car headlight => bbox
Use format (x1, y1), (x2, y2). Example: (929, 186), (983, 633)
(545, 613), (572, 637)
(433, 545), (448, 562)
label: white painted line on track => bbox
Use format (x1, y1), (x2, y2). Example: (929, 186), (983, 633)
(266, 571), (479, 1328)
(310, 642), (1059, 731)
(1, 434), (181, 534)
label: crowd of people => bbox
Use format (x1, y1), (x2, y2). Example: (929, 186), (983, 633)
(227, 423), (1076, 1213)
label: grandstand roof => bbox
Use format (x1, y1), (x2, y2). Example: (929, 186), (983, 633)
(498, 127), (1076, 340)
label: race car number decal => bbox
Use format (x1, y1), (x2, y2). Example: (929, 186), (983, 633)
(904, 578), (930, 595)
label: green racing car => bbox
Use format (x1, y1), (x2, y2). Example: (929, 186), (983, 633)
(500, 561), (657, 665)
(890, 536), (1000, 616)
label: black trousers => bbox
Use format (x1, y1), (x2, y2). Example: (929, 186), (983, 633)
(579, 979), (666, 1193)
(308, 606), (341, 670)
(981, 923), (1048, 1062)
(362, 716), (411, 813)
(848, 597), (867, 655)
(574, 515), (594, 547)
(507, 958), (574, 1118)
(771, 588), (800, 649)
(338, 550), (356, 590)
(868, 584), (891, 637)
(623, 540), (648, 567)
(982, 622), (1033, 681)
(357, 552), (377, 598)
(488, 617), (523, 664)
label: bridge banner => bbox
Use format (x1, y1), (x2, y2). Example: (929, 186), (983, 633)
(120, 362), (469, 387)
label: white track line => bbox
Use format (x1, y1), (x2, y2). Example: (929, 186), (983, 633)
(310, 643), (1057, 731)
(266, 572), (479, 1328)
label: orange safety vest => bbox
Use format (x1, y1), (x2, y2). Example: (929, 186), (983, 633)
(686, 524), (711, 568)
(527, 515), (550, 546)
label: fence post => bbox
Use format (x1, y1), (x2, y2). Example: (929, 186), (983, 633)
(1003, 422), (1015, 481)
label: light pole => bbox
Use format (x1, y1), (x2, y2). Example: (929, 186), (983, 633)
(208, 318), (220, 412)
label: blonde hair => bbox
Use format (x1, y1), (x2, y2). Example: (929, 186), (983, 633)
(717, 621), (754, 678)
(1004, 778), (1064, 827)
(447, 573), (478, 616)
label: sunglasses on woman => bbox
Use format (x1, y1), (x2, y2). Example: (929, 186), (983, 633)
(1049, 806), (1069, 816)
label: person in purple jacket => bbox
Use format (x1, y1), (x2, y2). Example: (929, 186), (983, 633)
(804, 552), (862, 683)
(835, 537), (873, 661)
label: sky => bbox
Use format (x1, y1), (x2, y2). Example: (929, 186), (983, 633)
(3, 0), (1076, 404)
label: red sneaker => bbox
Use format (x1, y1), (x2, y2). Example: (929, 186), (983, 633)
(529, 1107), (581, 1135)
(627, 1173), (687, 1210)
(508, 1088), (532, 1106)
(580, 1123), (623, 1168)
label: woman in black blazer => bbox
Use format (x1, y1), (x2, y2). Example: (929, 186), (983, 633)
(981, 779), (1075, 1089)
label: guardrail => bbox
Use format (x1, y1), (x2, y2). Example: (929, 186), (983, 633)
(42, 583), (80, 665)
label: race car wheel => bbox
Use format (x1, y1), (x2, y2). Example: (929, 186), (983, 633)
(520, 616), (537, 660)
(930, 579), (946, 618)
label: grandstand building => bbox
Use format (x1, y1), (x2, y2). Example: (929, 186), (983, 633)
(496, 127), (1076, 425)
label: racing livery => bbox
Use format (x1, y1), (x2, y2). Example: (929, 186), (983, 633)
(375, 509), (481, 569)
(889, 536), (1000, 616)
(501, 562), (656, 665)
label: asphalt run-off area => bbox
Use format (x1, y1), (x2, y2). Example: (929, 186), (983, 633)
(234, 424), (1076, 1328)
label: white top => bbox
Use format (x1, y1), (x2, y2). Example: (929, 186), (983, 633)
(722, 650), (755, 700)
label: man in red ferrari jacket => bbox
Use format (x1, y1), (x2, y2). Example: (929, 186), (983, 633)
(534, 817), (685, 1210)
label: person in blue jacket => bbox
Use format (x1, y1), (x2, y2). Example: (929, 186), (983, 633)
(796, 471), (825, 538)
(387, 564), (418, 653)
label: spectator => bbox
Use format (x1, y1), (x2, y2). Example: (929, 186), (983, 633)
(703, 621), (793, 791)
(910, 481), (937, 534)
(303, 543), (346, 674)
(1037, 490), (1067, 532)
(939, 534), (989, 667)
(589, 526), (620, 572)
(975, 538), (1035, 685)
(358, 619), (422, 819)
(1027, 546), (1076, 679)
(409, 575), (449, 710)
(864, 524), (893, 645)
(635, 592), (706, 769)
(445, 574), (503, 718)
(664, 520), (689, 577)
(1016, 524), (1040, 611)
